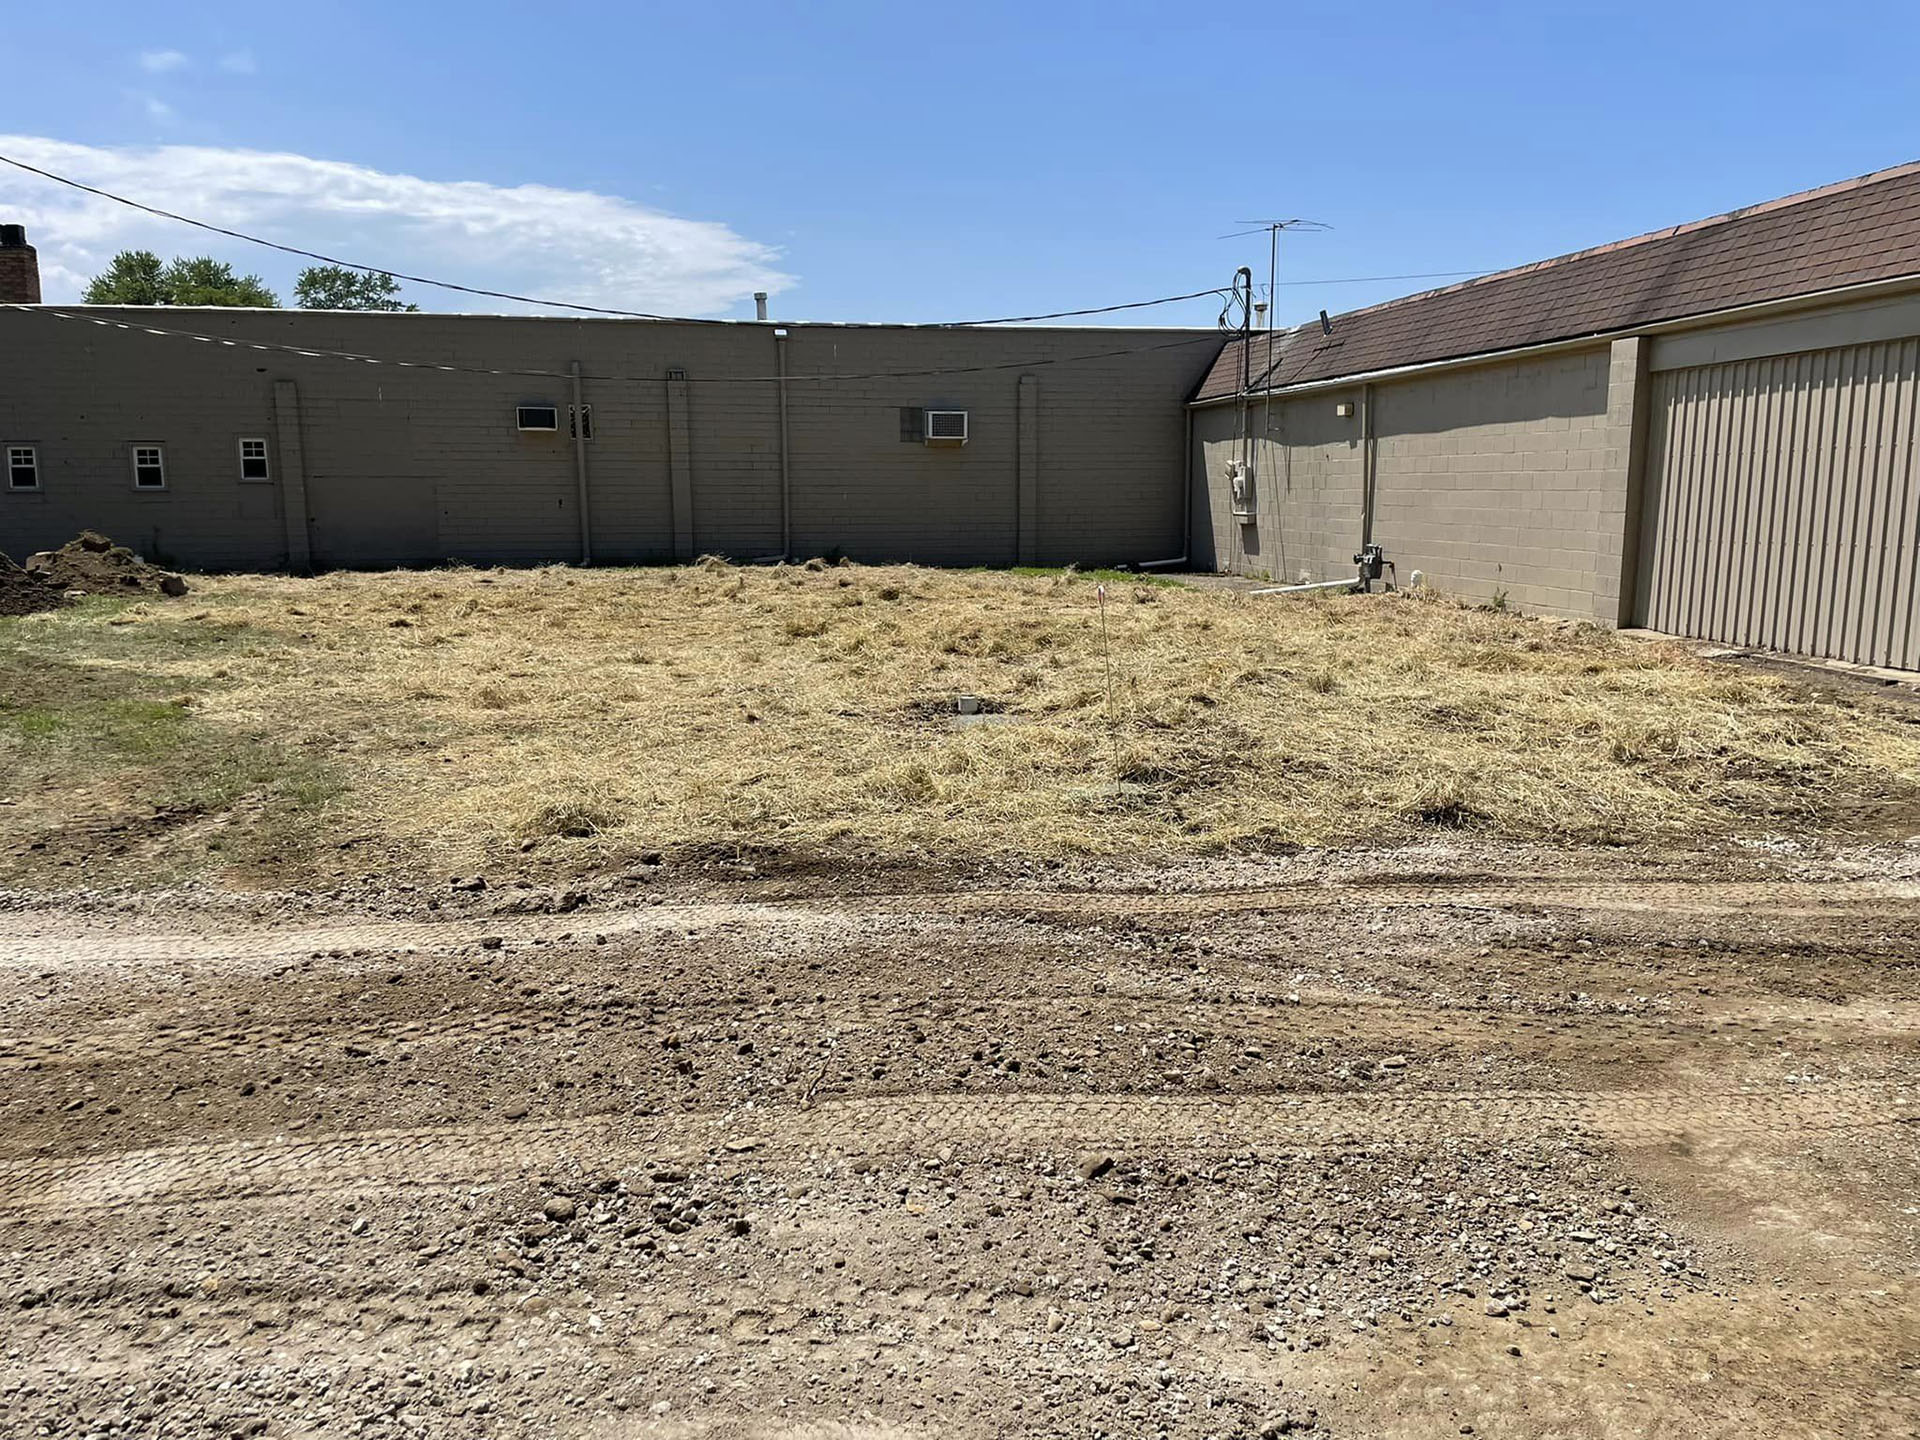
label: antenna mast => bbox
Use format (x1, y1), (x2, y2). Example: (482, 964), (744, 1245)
(1227, 218), (1332, 329)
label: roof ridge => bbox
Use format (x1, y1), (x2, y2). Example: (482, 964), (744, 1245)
(1262, 159), (1920, 338)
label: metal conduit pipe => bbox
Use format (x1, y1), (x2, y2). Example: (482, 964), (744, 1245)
(1359, 382), (1377, 549)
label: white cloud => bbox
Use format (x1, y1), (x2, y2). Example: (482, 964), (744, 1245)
(217, 51), (256, 75)
(0, 135), (793, 316)
(138, 95), (177, 123)
(138, 50), (189, 73)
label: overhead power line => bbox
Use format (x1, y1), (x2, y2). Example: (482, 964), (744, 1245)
(947, 286), (1228, 325)
(1272, 267), (1515, 287)
(0, 151), (1228, 328)
(0, 152), (703, 321)
(16, 305), (1227, 384)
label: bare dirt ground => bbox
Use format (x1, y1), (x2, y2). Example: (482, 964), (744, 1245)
(4, 838), (1918, 1439)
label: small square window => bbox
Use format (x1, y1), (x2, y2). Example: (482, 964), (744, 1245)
(132, 444), (167, 490)
(569, 404), (592, 439)
(7, 446), (37, 490)
(238, 437), (271, 481)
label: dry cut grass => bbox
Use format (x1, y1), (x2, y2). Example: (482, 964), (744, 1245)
(4, 561), (1919, 883)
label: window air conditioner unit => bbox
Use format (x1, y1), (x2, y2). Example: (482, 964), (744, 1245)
(516, 405), (559, 431)
(923, 409), (968, 446)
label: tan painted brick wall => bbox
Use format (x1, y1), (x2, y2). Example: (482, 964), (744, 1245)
(1190, 392), (1365, 582)
(0, 310), (1217, 572)
(1194, 345), (1631, 621)
(1370, 347), (1617, 619)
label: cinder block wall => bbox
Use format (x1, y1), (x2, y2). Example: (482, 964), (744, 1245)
(1194, 345), (1633, 620)
(1191, 394), (1364, 582)
(0, 309), (1218, 572)
(1369, 348), (1617, 618)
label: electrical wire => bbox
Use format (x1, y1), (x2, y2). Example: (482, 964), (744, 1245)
(0, 151), (1229, 329)
(946, 286), (1228, 325)
(16, 305), (1227, 384)
(1273, 267), (1511, 287)
(0, 152), (704, 321)
(1217, 272), (1251, 334)
(1231, 266), (1530, 393)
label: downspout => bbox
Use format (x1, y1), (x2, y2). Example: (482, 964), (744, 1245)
(1184, 402), (1193, 563)
(774, 327), (792, 561)
(570, 360), (592, 564)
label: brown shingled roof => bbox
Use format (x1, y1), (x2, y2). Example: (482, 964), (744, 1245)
(1194, 161), (1920, 402)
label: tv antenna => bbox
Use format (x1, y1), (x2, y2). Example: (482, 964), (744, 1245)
(1220, 219), (1331, 328)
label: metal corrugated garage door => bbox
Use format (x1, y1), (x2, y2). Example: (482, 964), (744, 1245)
(1636, 339), (1920, 670)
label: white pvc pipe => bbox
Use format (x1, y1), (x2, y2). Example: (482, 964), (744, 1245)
(1248, 577), (1358, 596)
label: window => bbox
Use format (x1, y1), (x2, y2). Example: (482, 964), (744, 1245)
(569, 404), (593, 439)
(516, 405), (559, 431)
(7, 446), (37, 490)
(132, 444), (166, 490)
(898, 407), (926, 444)
(238, 437), (271, 481)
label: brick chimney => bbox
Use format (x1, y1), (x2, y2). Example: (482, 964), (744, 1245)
(0, 226), (42, 304)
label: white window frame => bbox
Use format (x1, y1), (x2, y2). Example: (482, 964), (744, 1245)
(131, 444), (167, 491)
(6, 445), (38, 491)
(238, 436), (271, 482)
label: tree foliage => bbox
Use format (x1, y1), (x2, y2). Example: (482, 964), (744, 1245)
(82, 251), (280, 307)
(294, 265), (419, 311)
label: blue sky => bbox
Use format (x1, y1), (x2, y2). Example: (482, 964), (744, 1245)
(2, 1), (1916, 325)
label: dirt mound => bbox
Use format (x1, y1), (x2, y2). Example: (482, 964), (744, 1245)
(0, 552), (66, 616)
(18, 532), (189, 600)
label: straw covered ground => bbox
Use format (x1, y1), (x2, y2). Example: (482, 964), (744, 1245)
(3, 560), (1918, 887)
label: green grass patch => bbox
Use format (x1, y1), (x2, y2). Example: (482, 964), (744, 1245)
(984, 566), (1185, 588)
(0, 607), (348, 886)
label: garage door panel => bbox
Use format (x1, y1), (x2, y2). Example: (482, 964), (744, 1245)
(1639, 338), (1920, 670)
(1747, 357), (1790, 647)
(1881, 346), (1920, 665)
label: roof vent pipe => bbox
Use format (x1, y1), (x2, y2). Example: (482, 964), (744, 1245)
(754, 291), (769, 322)
(1254, 301), (1268, 328)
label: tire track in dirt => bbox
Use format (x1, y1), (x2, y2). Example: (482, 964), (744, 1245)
(9, 987), (1918, 1076)
(0, 902), (822, 969)
(895, 878), (1920, 922)
(3, 877), (1915, 970)
(4, 1078), (1911, 1214)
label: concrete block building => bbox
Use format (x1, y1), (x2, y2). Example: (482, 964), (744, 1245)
(0, 297), (1219, 572)
(1191, 162), (1920, 671)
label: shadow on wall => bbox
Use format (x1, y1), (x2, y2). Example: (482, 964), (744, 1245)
(1373, 354), (1609, 437)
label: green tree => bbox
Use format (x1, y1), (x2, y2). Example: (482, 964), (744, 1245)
(82, 250), (280, 307)
(80, 249), (168, 304)
(294, 265), (418, 311)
